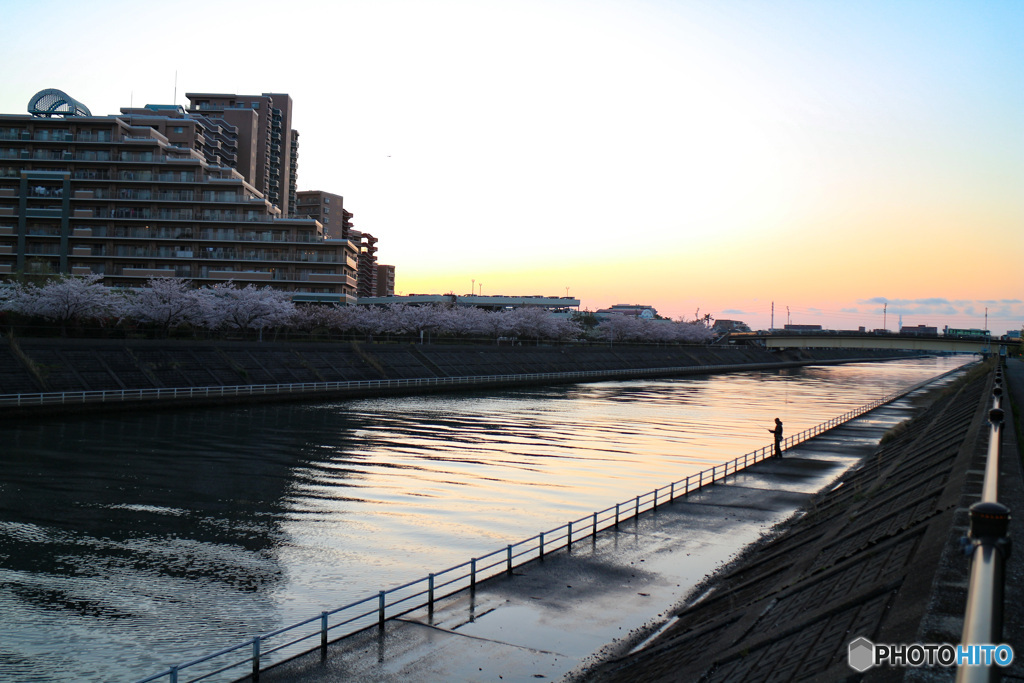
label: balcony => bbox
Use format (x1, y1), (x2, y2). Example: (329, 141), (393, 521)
(209, 269), (272, 281)
(124, 267), (177, 277)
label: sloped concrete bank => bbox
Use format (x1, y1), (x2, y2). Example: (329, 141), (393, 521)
(578, 362), (1021, 681)
(0, 337), (927, 418)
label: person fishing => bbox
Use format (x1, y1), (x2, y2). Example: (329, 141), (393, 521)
(768, 417), (784, 458)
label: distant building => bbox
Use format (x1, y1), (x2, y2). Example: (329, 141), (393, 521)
(350, 230), (378, 298)
(596, 304), (658, 319)
(900, 324), (938, 336)
(359, 294), (579, 311)
(375, 264), (395, 297)
(294, 190), (355, 240)
(713, 319), (751, 333)
(186, 92), (298, 216)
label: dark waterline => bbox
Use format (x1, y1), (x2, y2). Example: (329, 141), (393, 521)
(0, 356), (970, 681)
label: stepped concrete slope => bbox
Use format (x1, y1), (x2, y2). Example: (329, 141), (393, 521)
(253, 366), (993, 683)
(0, 337), (925, 418)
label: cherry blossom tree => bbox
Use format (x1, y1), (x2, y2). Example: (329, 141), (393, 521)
(7, 273), (121, 334)
(440, 306), (490, 339)
(596, 314), (642, 343)
(122, 277), (203, 335)
(197, 281), (297, 336)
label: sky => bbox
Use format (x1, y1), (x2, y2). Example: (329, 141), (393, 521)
(2, 0), (1022, 334)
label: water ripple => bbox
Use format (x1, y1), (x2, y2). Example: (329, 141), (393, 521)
(0, 356), (969, 681)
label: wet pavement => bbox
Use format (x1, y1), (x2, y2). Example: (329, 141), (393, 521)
(257, 394), (930, 683)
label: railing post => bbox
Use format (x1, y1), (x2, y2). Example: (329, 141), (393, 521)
(540, 531), (545, 558)
(635, 495), (640, 517)
(321, 611), (329, 653)
(252, 636), (260, 681)
(169, 665), (178, 683)
(593, 511), (598, 537)
(670, 481), (675, 501)
(653, 488), (658, 510)
(471, 558), (477, 588)
(428, 573), (435, 611)
(378, 591), (386, 630)
(507, 545), (513, 574)
(567, 521), (573, 549)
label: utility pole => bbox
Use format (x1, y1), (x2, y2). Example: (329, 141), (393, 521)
(985, 307), (988, 332)
(771, 302), (774, 331)
(883, 303), (887, 331)
(787, 306), (791, 327)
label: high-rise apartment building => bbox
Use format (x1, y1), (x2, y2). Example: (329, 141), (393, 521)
(0, 89), (357, 303)
(349, 230), (379, 299)
(296, 191), (384, 298)
(375, 264), (395, 297)
(185, 92), (298, 216)
(294, 190), (354, 240)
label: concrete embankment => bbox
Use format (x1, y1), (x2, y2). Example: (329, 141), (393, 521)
(0, 337), (926, 418)
(582, 360), (1022, 681)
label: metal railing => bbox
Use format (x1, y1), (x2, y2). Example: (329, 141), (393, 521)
(957, 368), (1011, 683)
(0, 358), (933, 410)
(131, 370), (953, 683)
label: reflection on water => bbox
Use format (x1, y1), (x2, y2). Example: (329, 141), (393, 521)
(0, 356), (969, 680)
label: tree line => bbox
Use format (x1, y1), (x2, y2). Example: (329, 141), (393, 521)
(0, 274), (715, 344)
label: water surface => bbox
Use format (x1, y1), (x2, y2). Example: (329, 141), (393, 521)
(0, 356), (970, 680)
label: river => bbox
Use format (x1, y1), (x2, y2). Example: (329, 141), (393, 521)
(0, 355), (971, 681)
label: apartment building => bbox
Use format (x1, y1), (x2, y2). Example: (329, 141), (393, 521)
(350, 229), (378, 299)
(295, 190), (386, 298)
(294, 190), (354, 240)
(0, 89), (357, 304)
(375, 264), (395, 297)
(185, 92), (298, 216)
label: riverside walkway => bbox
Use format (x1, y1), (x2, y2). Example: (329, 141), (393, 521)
(253, 367), (986, 682)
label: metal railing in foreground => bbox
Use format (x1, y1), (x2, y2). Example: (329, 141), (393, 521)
(957, 368), (1011, 683)
(130, 367), (962, 683)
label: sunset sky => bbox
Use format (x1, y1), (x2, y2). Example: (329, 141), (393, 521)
(2, 0), (1021, 333)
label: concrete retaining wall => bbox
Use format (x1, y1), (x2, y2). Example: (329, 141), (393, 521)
(0, 338), (927, 396)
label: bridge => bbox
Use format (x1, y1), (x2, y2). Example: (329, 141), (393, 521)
(729, 331), (1012, 354)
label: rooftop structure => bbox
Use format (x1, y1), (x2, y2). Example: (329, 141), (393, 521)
(28, 88), (92, 118)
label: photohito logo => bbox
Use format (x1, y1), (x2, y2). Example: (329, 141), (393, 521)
(848, 637), (1014, 672)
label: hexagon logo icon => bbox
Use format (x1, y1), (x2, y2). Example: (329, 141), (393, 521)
(848, 637), (875, 672)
